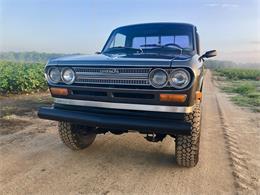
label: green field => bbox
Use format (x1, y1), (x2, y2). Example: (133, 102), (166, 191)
(214, 68), (260, 112)
(0, 61), (47, 94)
(215, 68), (260, 80)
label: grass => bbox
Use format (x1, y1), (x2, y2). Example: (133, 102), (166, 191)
(215, 68), (260, 112)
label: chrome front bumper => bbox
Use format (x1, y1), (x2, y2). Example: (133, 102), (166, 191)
(54, 98), (194, 113)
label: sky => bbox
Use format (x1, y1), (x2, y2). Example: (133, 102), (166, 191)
(0, 0), (259, 63)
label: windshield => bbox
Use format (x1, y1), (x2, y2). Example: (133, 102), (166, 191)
(103, 24), (194, 55)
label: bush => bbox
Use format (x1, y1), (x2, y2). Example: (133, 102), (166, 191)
(0, 61), (47, 94)
(216, 68), (260, 80)
(247, 92), (260, 98)
(216, 68), (260, 112)
(232, 83), (255, 95)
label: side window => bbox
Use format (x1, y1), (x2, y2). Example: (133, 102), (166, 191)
(110, 33), (126, 48)
(196, 32), (200, 54)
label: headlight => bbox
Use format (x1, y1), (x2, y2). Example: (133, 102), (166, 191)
(61, 68), (75, 84)
(169, 69), (191, 89)
(48, 68), (61, 83)
(149, 68), (168, 88)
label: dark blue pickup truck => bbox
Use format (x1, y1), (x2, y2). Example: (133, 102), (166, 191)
(38, 23), (216, 167)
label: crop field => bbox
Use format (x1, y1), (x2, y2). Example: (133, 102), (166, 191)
(0, 61), (47, 94)
(216, 68), (260, 80)
(214, 68), (260, 112)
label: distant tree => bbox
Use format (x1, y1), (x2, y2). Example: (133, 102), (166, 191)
(204, 60), (238, 69)
(0, 51), (81, 63)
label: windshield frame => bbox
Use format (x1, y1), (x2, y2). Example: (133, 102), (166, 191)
(101, 23), (197, 55)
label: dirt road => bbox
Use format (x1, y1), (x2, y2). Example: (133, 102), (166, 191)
(0, 71), (259, 194)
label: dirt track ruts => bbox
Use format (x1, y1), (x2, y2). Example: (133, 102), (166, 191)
(0, 71), (259, 194)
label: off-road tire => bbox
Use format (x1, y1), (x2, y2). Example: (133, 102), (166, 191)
(175, 104), (201, 167)
(58, 122), (96, 150)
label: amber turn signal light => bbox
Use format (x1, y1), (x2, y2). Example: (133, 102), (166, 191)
(50, 87), (69, 96)
(196, 91), (202, 101)
(160, 94), (187, 103)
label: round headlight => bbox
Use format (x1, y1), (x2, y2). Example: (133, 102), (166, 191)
(61, 68), (75, 84)
(149, 69), (168, 88)
(169, 69), (191, 89)
(48, 68), (61, 83)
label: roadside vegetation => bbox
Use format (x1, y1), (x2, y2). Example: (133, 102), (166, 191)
(0, 51), (71, 63)
(0, 60), (52, 133)
(0, 61), (47, 94)
(214, 68), (260, 112)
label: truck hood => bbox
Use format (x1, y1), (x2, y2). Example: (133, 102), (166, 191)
(48, 54), (192, 67)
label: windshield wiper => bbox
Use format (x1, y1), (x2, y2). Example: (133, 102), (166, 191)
(141, 43), (183, 49)
(104, 46), (143, 53)
(162, 43), (183, 50)
(140, 44), (162, 48)
(140, 43), (183, 55)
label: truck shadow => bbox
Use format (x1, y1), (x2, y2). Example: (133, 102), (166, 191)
(68, 134), (179, 169)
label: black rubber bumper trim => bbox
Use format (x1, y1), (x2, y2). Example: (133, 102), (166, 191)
(38, 107), (191, 135)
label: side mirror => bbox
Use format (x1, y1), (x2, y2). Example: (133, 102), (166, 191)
(95, 51), (101, 54)
(199, 50), (217, 61)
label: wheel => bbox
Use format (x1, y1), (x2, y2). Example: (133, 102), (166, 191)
(58, 122), (96, 150)
(175, 104), (201, 167)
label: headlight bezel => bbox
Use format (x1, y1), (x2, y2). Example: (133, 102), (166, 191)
(61, 67), (76, 85)
(47, 67), (61, 84)
(149, 68), (169, 88)
(169, 68), (191, 89)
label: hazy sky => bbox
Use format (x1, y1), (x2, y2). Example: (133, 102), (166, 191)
(0, 0), (259, 63)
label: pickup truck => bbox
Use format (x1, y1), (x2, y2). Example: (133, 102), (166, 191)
(38, 23), (217, 167)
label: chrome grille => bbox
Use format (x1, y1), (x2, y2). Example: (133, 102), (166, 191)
(73, 67), (151, 86)
(74, 67), (150, 74)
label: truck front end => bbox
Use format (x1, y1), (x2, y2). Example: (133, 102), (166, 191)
(38, 23), (216, 167)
